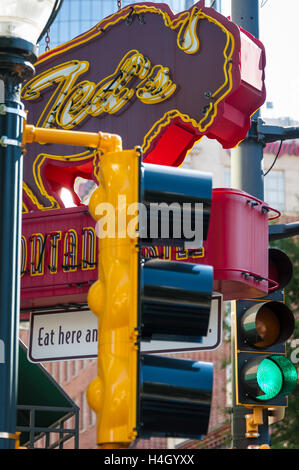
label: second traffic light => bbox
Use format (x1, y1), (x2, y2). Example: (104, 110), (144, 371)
(235, 248), (297, 407)
(87, 147), (214, 447)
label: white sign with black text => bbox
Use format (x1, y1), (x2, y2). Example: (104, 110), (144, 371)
(28, 294), (222, 362)
(28, 309), (98, 362)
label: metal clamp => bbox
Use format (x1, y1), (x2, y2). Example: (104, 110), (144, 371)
(0, 136), (22, 148)
(0, 431), (17, 439)
(245, 407), (263, 439)
(0, 431), (24, 449)
(0, 104), (27, 119)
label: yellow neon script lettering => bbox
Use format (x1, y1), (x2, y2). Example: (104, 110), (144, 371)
(22, 51), (177, 130)
(136, 65), (176, 104)
(21, 60), (89, 129)
(177, 7), (200, 54)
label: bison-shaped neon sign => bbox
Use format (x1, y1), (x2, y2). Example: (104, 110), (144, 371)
(21, 1), (266, 212)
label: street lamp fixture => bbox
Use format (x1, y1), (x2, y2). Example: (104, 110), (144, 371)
(0, 0), (64, 450)
(0, 1), (63, 44)
(0, 1), (64, 73)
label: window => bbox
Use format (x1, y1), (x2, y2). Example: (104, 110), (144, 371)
(264, 170), (285, 212)
(223, 168), (285, 213)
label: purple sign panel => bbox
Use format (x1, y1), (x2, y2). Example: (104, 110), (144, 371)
(21, 1), (266, 213)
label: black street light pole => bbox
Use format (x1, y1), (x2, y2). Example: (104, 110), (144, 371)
(0, 1), (64, 449)
(0, 37), (36, 451)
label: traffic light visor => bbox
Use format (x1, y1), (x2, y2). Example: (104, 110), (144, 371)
(269, 248), (293, 291)
(141, 259), (213, 341)
(139, 355), (213, 438)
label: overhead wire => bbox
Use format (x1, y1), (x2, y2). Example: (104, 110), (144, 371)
(263, 140), (282, 176)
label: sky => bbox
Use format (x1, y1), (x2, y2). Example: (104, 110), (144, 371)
(221, 0), (299, 123)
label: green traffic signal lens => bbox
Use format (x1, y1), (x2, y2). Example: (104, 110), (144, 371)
(256, 357), (283, 400)
(256, 356), (297, 401)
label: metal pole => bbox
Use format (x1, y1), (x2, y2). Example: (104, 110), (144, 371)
(230, 0), (270, 449)
(0, 38), (35, 450)
(231, 0), (264, 200)
(0, 79), (24, 450)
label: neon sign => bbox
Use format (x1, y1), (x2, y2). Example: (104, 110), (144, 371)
(21, 2), (266, 213)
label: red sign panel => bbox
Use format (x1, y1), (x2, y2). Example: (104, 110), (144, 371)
(21, 1), (266, 213)
(21, 207), (97, 310)
(21, 188), (274, 311)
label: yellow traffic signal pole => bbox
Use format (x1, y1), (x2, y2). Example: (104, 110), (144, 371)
(22, 125), (136, 448)
(23, 124), (122, 154)
(22, 125), (137, 450)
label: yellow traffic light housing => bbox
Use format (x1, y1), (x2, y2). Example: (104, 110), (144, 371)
(87, 147), (140, 448)
(86, 145), (215, 448)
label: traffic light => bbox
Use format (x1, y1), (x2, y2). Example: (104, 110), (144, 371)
(234, 248), (297, 408)
(86, 146), (214, 448)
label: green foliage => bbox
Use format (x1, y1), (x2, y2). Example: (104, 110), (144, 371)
(270, 236), (299, 449)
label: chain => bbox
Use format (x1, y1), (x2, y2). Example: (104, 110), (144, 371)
(117, 0), (121, 10)
(45, 29), (50, 51)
